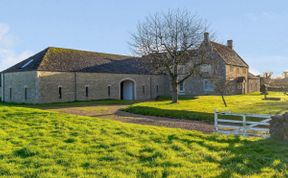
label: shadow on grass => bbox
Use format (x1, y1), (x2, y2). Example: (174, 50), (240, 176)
(156, 96), (198, 101)
(0, 99), (139, 110)
(169, 133), (288, 177)
(124, 106), (213, 123)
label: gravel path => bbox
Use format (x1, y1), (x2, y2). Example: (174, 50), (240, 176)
(49, 105), (214, 133)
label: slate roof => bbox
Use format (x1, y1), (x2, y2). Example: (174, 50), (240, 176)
(248, 72), (259, 79)
(3, 47), (151, 74)
(3, 41), (250, 74)
(210, 41), (248, 68)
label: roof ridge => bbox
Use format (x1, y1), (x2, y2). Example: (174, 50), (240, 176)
(35, 48), (50, 71)
(45, 46), (133, 59)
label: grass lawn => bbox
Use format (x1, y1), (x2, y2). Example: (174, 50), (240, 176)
(124, 92), (288, 122)
(0, 104), (288, 177)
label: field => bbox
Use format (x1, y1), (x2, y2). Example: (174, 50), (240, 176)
(125, 92), (288, 122)
(0, 103), (288, 177)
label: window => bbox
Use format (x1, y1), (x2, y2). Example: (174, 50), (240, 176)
(108, 86), (111, 97)
(24, 87), (28, 100)
(9, 88), (12, 100)
(200, 64), (212, 73)
(0, 73), (2, 87)
(203, 80), (214, 92)
(230, 65), (233, 73)
(142, 85), (145, 94)
(236, 68), (240, 76)
(179, 81), (184, 92)
(242, 68), (246, 75)
(20, 59), (34, 69)
(85, 86), (89, 97)
(58, 86), (62, 99)
(156, 85), (159, 93)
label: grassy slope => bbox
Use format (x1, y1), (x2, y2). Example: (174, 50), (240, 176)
(125, 92), (288, 122)
(0, 104), (287, 177)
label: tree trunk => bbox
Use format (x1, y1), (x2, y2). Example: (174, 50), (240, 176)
(171, 79), (178, 103)
(221, 95), (227, 107)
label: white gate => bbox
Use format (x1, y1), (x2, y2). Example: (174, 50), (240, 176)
(214, 109), (272, 137)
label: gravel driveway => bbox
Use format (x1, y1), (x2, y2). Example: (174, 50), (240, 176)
(49, 105), (214, 133)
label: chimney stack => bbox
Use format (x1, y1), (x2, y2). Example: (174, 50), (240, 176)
(227, 40), (233, 49)
(204, 32), (209, 43)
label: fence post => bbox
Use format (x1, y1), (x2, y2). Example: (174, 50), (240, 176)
(214, 109), (218, 132)
(243, 115), (247, 136)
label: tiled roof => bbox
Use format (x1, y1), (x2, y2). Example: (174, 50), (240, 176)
(3, 47), (151, 74)
(210, 42), (248, 67)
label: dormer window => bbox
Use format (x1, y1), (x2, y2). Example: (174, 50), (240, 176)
(20, 59), (33, 69)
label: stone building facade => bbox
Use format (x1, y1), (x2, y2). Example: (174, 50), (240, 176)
(178, 33), (258, 96)
(0, 71), (169, 104)
(0, 33), (260, 104)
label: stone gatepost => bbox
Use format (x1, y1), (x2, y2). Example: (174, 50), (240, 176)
(270, 113), (288, 141)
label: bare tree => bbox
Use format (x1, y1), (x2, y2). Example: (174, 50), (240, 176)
(130, 9), (209, 103)
(214, 78), (235, 107)
(261, 72), (273, 98)
(262, 72), (273, 85)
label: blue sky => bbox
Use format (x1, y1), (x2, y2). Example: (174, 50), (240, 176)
(0, 0), (287, 76)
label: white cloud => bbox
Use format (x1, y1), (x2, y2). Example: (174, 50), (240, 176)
(249, 68), (260, 75)
(0, 23), (33, 71)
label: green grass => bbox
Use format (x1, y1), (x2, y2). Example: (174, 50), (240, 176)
(124, 92), (288, 122)
(0, 104), (287, 177)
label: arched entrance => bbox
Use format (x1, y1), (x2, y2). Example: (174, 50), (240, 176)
(120, 80), (135, 100)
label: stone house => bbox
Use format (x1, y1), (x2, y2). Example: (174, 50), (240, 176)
(0, 33), (260, 103)
(179, 33), (259, 95)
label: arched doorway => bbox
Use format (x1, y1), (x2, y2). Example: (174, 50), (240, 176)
(120, 80), (135, 100)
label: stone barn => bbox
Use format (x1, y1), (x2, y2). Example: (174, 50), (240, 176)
(0, 33), (260, 103)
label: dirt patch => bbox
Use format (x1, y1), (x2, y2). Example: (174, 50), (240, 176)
(49, 105), (214, 133)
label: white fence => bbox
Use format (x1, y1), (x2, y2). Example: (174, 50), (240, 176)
(214, 109), (272, 137)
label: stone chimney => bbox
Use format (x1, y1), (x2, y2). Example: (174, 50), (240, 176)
(204, 32), (209, 43)
(227, 40), (233, 49)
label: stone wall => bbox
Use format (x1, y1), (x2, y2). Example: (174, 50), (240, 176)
(37, 71), (169, 103)
(181, 49), (227, 95)
(248, 78), (260, 93)
(270, 113), (288, 141)
(1, 71), (38, 103)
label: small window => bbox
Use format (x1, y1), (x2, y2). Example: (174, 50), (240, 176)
(203, 80), (214, 92)
(20, 59), (34, 69)
(85, 86), (89, 97)
(108, 86), (111, 97)
(179, 81), (184, 92)
(200, 64), (212, 73)
(156, 85), (159, 93)
(0, 73), (2, 87)
(58, 86), (62, 99)
(142, 85), (145, 94)
(236, 68), (240, 75)
(9, 88), (12, 100)
(24, 88), (28, 100)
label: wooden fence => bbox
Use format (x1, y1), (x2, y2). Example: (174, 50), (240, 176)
(214, 109), (272, 137)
